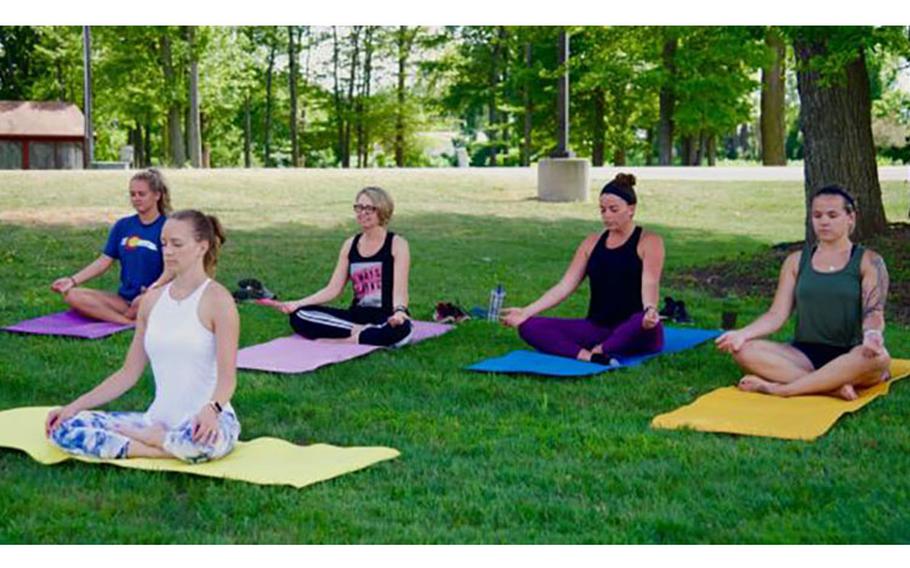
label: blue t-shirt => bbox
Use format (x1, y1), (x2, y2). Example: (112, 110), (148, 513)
(102, 214), (166, 301)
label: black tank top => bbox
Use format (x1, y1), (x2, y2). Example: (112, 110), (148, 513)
(348, 231), (396, 314)
(586, 226), (644, 326)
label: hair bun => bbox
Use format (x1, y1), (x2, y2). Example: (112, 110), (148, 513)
(613, 173), (636, 188)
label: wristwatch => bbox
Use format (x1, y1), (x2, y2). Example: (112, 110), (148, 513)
(208, 400), (223, 414)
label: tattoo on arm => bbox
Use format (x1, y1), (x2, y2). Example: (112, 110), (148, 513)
(862, 254), (889, 320)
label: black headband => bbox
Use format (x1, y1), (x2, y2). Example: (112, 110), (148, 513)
(600, 182), (636, 205)
(814, 185), (856, 210)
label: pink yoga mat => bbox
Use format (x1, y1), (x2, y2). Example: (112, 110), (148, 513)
(1, 310), (134, 339)
(237, 321), (453, 374)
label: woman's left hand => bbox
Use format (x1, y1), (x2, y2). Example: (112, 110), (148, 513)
(387, 311), (410, 327)
(861, 330), (886, 358)
(641, 306), (660, 330)
(192, 405), (220, 445)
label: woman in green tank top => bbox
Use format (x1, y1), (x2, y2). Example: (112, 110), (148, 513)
(715, 186), (891, 400)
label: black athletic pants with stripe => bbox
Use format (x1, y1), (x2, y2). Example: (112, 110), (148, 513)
(289, 305), (413, 347)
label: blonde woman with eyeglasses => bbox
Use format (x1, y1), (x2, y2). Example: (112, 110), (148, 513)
(260, 186), (413, 347)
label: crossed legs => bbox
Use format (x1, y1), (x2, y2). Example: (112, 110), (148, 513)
(63, 288), (134, 325)
(732, 340), (891, 400)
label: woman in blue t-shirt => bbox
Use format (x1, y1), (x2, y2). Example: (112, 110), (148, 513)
(50, 169), (173, 324)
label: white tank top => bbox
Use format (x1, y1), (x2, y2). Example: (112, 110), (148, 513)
(144, 279), (227, 428)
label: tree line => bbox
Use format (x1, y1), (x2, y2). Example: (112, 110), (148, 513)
(1, 25), (908, 237)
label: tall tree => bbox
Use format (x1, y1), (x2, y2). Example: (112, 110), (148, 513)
(263, 28), (278, 167)
(159, 28), (186, 167)
(394, 26), (419, 167)
(657, 31), (677, 165)
(760, 27), (787, 165)
(186, 26), (202, 168)
(793, 27), (892, 241)
(0, 26), (40, 99)
(288, 26), (300, 167)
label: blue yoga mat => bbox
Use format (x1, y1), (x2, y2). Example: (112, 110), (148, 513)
(466, 327), (722, 377)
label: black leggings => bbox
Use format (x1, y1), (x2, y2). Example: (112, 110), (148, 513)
(289, 305), (413, 347)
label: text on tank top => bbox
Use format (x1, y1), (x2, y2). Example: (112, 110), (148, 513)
(348, 231), (395, 313)
(586, 226), (644, 326)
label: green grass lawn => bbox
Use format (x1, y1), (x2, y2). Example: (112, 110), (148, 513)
(0, 169), (908, 543)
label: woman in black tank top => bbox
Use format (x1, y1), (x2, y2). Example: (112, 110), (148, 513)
(501, 174), (665, 363)
(261, 186), (413, 348)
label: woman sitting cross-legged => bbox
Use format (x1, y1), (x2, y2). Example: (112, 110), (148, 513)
(715, 185), (891, 400)
(263, 186), (413, 347)
(501, 173), (665, 364)
(45, 210), (240, 463)
(50, 168), (173, 324)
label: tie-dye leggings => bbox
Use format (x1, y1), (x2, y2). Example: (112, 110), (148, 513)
(50, 409), (240, 464)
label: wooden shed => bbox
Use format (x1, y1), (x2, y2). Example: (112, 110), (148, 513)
(0, 101), (85, 169)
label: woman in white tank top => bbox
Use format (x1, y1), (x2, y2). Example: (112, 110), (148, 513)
(45, 210), (241, 464)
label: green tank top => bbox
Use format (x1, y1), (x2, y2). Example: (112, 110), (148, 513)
(794, 244), (864, 348)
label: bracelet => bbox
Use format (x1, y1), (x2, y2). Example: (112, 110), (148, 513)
(394, 305), (410, 316)
(208, 400), (223, 414)
(643, 305), (657, 314)
(69, 276), (78, 287)
(863, 329), (883, 337)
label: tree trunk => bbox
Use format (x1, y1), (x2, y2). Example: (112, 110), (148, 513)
(333, 27), (344, 167)
(395, 26), (414, 168)
(707, 134), (717, 166)
(130, 125), (143, 168)
(342, 26), (361, 169)
(186, 27), (202, 168)
(795, 40), (887, 241)
(591, 88), (605, 167)
(658, 35), (677, 165)
(761, 28), (787, 166)
(645, 128), (654, 166)
(144, 120), (152, 167)
(521, 42), (532, 167)
(243, 94), (251, 168)
(160, 32), (185, 167)
(288, 27), (299, 167)
(264, 39), (276, 167)
(487, 27), (504, 167)
(358, 27), (375, 168)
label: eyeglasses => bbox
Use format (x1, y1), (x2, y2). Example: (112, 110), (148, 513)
(353, 204), (378, 214)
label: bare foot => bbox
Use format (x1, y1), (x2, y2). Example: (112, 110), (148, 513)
(114, 422), (166, 448)
(832, 384), (859, 401)
(577, 349), (593, 362)
(590, 345), (603, 356)
(737, 375), (778, 395)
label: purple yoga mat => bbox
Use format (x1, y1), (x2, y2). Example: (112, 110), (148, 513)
(1, 310), (134, 339)
(237, 321), (453, 374)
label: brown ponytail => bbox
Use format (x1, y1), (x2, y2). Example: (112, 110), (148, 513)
(169, 210), (226, 277)
(131, 168), (173, 215)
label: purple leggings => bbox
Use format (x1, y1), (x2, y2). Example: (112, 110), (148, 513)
(518, 311), (664, 360)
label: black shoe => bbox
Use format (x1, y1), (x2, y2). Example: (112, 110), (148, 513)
(673, 300), (693, 324)
(590, 353), (619, 366)
(659, 296), (677, 319)
(234, 278), (277, 302)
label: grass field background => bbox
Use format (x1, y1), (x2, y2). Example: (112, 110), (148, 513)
(1, 169), (908, 543)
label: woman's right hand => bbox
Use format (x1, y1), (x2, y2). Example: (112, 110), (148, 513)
(715, 330), (747, 353)
(45, 405), (78, 437)
(256, 298), (299, 314)
(51, 277), (75, 295)
(500, 307), (530, 328)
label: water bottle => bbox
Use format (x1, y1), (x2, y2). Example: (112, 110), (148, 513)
(487, 284), (505, 322)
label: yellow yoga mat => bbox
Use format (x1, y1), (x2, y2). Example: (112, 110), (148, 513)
(0, 406), (400, 488)
(651, 359), (910, 441)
